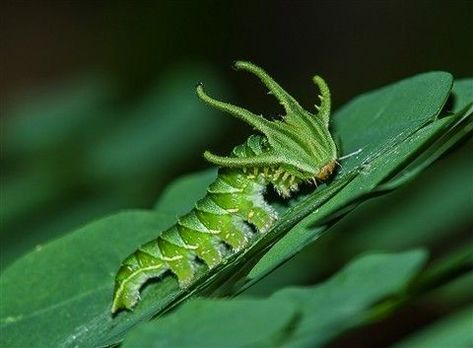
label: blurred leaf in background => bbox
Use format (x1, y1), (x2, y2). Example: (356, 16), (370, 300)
(1, 63), (231, 268)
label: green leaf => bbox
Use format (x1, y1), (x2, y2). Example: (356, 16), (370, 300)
(247, 138), (473, 296)
(244, 114), (460, 289)
(0, 211), (178, 348)
(336, 140), (472, 253)
(123, 298), (296, 348)
(333, 71), (452, 171)
(278, 250), (427, 348)
(451, 78), (473, 112)
(243, 75), (473, 293)
(122, 250), (427, 348)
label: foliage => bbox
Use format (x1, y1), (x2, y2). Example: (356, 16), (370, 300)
(0, 70), (471, 347)
(123, 250), (428, 348)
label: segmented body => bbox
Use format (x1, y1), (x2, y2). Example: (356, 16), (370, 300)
(113, 135), (294, 312)
(112, 61), (338, 313)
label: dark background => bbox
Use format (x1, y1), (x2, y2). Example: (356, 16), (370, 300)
(3, 1), (472, 107)
(1, 1), (472, 346)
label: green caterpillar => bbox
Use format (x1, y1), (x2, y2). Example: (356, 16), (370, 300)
(112, 61), (337, 313)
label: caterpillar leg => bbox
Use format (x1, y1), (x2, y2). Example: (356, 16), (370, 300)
(194, 195), (250, 251)
(177, 225), (223, 268)
(112, 227), (197, 313)
(158, 231), (196, 287)
(211, 191), (277, 233)
(244, 205), (277, 232)
(214, 169), (278, 232)
(112, 244), (169, 313)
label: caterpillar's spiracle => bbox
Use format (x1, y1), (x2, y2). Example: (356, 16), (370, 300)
(112, 61), (338, 313)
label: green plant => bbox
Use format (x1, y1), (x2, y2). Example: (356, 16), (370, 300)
(0, 64), (471, 348)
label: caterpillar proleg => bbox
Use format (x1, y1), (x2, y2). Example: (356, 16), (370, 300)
(112, 61), (337, 313)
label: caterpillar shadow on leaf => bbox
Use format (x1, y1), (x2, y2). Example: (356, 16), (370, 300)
(111, 61), (338, 313)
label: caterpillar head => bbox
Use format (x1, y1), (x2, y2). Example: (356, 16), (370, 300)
(197, 61), (338, 192)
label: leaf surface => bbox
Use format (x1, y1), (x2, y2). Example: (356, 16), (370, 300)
(122, 251), (427, 348)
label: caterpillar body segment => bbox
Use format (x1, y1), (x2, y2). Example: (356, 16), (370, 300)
(113, 136), (277, 312)
(112, 61), (338, 313)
